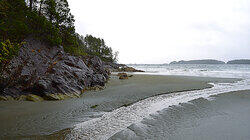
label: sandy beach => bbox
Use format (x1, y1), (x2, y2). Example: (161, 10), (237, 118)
(0, 74), (238, 138)
(2, 0), (250, 139)
(110, 90), (250, 140)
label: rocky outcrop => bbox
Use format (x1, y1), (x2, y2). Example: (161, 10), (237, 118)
(170, 59), (225, 64)
(117, 73), (133, 80)
(106, 64), (144, 72)
(0, 37), (109, 100)
(118, 66), (145, 72)
(227, 59), (250, 64)
(103, 62), (126, 71)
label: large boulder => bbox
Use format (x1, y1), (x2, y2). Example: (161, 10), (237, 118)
(0, 37), (109, 99)
(118, 73), (128, 80)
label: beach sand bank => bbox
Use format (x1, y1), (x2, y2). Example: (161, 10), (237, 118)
(0, 74), (238, 138)
(110, 90), (250, 140)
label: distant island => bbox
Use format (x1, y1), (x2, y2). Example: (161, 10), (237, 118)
(170, 59), (225, 64)
(227, 59), (250, 64)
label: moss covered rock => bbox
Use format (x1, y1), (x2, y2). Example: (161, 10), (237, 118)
(45, 93), (79, 100)
(5, 96), (15, 101)
(0, 96), (7, 101)
(87, 85), (105, 91)
(26, 94), (44, 102)
(16, 95), (27, 101)
(45, 94), (62, 100)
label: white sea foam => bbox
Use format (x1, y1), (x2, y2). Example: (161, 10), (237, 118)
(129, 64), (250, 79)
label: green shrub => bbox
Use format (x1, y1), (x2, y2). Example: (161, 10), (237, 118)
(0, 40), (23, 65)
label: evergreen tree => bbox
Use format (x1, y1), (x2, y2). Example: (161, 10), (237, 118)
(0, 0), (29, 42)
(0, 0), (118, 63)
(43, 0), (57, 22)
(29, 0), (37, 11)
(83, 35), (117, 62)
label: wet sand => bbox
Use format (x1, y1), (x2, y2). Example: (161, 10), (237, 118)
(110, 90), (250, 140)
(0, 74), (238, 138)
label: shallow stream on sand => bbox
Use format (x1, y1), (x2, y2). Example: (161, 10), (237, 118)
(2, 64), (250, 139)
(66, 79), (250, 139)
(64, 64), (250, 139)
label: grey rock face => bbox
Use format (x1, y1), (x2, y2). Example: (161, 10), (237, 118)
(0, 38), (109, 97)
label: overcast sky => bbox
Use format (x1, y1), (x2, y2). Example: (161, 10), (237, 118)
(68, 0), (250, 64)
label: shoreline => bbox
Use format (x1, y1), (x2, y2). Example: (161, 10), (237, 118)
(0, 74), (240, 138)
(0, 66), (144, 102)
(110, 90), (250, 140)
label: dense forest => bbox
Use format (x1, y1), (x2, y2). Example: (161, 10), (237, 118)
(0, 0), (118, 66)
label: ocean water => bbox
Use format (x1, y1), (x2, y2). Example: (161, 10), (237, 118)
(127, 64), (250, 79)
(67, 64), (250, 140)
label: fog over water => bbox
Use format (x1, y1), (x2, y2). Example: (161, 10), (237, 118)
(68, 0), (250, 64)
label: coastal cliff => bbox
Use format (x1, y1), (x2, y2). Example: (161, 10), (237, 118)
(0, 38), (110, 101)
(0, 38), (142, 101)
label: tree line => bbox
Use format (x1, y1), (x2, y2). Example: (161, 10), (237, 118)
(0, 0), (118, 65)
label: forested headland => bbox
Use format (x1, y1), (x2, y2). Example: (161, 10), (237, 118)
(0, 0), (118, 66)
